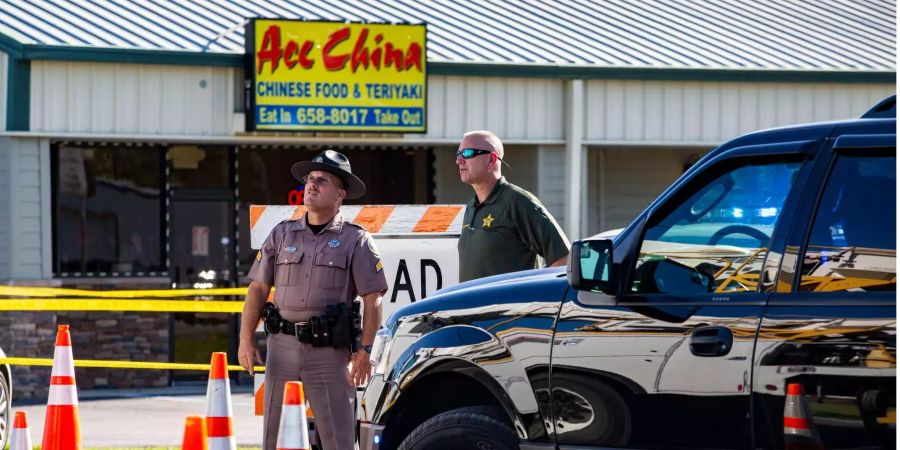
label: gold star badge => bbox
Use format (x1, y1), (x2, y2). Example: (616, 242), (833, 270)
(482, 214), (495, 228)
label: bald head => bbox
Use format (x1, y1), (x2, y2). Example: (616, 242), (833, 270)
(460, 130), (504, 160)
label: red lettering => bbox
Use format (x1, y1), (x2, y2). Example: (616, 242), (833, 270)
(284, 40), (298, 69)
(371, 47), (382, 70)
(288, 189), (303, 205)
(299, 41), (315, 69)
(351, 28), (371, 72)
(405, 42), (423, 72)
(323, 27), (351, 71)
(384, 43), (403, 69)
(257, 25), (283, 74)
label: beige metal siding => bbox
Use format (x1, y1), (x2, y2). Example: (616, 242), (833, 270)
(0, 138), (8, 278)
(29, 61), (234, 135)
(0, 137), (46, 279)
(536, 145), (567, 230)
(426, 76), (565, 141)
(586, 147), (709, 236)
(583, 80), (895, 143)
(433, 144), (539, 204)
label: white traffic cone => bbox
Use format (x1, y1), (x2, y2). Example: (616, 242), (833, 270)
(42, 324), (82, 450)
(205, 352), (236, 450)
(784, 383), (824, 450)
(9, 411), (32, 450)
(276, 381), (311, 450)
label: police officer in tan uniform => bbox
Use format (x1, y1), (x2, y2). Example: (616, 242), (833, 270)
(238, 150), (387, 450)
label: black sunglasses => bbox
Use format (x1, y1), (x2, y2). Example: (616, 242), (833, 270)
(456, 148), (511, 168)
(456, 148), (494, 159)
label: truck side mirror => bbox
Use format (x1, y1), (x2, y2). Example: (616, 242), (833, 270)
(567, 239), (617, 295)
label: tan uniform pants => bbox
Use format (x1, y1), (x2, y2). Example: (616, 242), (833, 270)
(263, 332), (356, 450)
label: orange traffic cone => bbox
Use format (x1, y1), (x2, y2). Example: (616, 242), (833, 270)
(784, 383), (824, 450)
(182, 415), (209, 450)
(10, 411), (32, 450)
(205, 352), (236, 450)
(42, 324), (82, 450)
(276, 381), (311, 450)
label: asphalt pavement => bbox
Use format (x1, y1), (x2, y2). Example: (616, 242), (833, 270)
(14, 383), (263, 447)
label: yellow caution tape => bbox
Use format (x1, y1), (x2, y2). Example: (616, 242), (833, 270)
(0, 299), (244, 313)
(0, 286), (247, 298)
(0, 357), (265, 373)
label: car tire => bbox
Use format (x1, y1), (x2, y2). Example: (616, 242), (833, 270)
(0, 371), (10, 450)
(397, 406), (518, 450)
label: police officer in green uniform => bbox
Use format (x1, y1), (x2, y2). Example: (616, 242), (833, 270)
(238, 150), (387, 450)
(456, 130), (570, 282)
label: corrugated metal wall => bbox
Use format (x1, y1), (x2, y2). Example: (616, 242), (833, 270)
(582, 80), (894, 143)
(0, 137), (48, 280)
(29, 61), (234, 135)
(586, 146), (706, 236)
(433, 145), (539, 204)
(536, 146), (567, 228)
(426, 76), (565, 141)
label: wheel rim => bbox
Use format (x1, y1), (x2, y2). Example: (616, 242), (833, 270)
(0, 378), (8, 447)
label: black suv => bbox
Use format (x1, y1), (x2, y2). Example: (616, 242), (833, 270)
(359, 97), (896, 450)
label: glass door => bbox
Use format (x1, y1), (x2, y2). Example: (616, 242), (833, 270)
(167, 146), (239, 380)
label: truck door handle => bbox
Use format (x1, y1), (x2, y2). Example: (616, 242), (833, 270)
(690, 326), (733, 357)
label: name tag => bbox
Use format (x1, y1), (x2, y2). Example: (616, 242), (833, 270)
(285, 246), (297, 253)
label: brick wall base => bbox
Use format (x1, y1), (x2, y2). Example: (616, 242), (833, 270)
(0, 311), (171, 402)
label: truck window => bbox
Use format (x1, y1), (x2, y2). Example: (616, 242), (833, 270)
(632, 161), (801, 294)
(799, 154), (896, 292)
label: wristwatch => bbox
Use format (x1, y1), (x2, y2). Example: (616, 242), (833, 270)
(361, 344), (373, 354)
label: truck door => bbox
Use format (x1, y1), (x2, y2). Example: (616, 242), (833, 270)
(754, 133), (896, 449)
(552, 141), (817, 449)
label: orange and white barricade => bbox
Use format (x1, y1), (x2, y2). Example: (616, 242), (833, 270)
(42, 324), (82, 450)
(205, 352), (236, 450)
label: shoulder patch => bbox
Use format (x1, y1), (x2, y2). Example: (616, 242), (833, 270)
(367, 235), (381, 257)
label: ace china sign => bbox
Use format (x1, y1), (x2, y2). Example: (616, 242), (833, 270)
(244, 19), (427, 133)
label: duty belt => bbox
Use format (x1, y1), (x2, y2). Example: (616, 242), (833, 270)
(269, 316), (329, 345)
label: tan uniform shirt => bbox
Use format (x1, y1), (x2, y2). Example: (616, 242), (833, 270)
(249, 212), (388, 320)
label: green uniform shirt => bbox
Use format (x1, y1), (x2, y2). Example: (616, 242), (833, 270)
(458, 177), (570, 282)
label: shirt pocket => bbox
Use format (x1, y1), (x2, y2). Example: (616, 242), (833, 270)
(274, 250), (304, 286)
(313, 251), (349, 289)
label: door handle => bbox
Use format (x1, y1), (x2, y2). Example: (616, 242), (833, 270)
(690, 326), (733, 357)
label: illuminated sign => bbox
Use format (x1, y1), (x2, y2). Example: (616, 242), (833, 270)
(244, 19), (427, 133)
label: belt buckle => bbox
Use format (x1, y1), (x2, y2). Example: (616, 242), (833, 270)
(294, 321), (308, 342)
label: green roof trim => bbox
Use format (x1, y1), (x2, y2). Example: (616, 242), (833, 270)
(428, 62), (895, 83)
(6, 56), (30, 131)
(0, 32), (894, 83)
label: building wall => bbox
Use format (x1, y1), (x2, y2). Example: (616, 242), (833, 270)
(586, 147), (708, 236)
(29, 61), (234, 135)
(0, 51), (7, 130)
(433, 145), (538, 205)
(0, 137), (49, 280)
(0, 311), (170, 400)
(537, 146), (567, 228)
(425, 76), (565, 142)
(582, 80), (894, 143)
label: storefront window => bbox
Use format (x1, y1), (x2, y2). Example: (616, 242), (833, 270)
(53, 144), (165, 276)
(236, 146), (431, 276)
